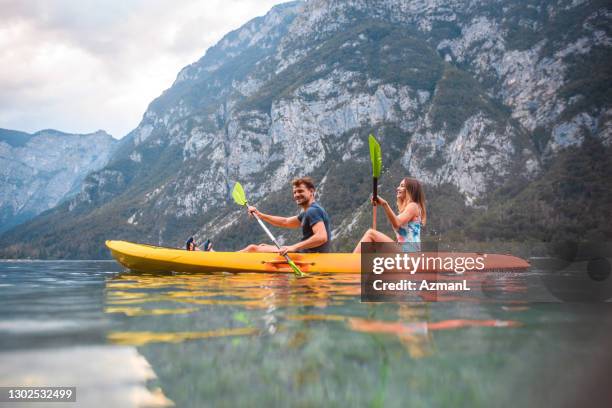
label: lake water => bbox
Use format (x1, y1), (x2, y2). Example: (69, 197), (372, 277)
(1, 260), (611, 407)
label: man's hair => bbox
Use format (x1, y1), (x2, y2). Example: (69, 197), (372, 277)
(292, 177), (316, 191)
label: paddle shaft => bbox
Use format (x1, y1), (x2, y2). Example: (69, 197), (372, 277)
(253, 213), (282, 250)
(250, 210), (305, 277)
(372, 177), (378, 230)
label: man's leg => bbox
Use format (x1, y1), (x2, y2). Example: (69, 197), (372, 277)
(238, 243), (279, 253)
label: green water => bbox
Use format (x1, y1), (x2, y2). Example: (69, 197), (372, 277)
(0, 261), (611, 407)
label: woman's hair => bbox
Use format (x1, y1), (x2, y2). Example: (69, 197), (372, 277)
(397, 177), (427, 225)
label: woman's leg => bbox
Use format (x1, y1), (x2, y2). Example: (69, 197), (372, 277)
(353, 229), (395, 253)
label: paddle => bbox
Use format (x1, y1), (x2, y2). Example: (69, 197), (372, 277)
(368, 134), (382, 230)
(232, 182), (306, 277)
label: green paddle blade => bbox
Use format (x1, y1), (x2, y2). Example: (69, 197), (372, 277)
(287, 259), (306, 278)
(232, 182), (247, 206)
(368, 134), (382, 178)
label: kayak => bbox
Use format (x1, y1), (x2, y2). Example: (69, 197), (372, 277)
(106, 240), (530, 274)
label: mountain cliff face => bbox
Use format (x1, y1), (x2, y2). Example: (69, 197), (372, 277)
(0, 129), (117, 233)
(1, 0), (610, 258)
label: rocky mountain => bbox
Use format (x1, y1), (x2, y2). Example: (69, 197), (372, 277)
(1, 0), (610, 258)
(0, 128), (117, 233)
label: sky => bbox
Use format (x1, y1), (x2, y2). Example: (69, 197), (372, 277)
(0, 0), (284, 139)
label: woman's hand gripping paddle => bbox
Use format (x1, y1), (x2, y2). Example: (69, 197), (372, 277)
(232, 182), (306, 277)
(368, 134), (382, 230)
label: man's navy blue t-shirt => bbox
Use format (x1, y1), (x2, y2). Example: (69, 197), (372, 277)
(296, 202), (331, 253)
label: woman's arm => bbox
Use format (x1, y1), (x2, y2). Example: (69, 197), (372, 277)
(377, 198), (418, 229)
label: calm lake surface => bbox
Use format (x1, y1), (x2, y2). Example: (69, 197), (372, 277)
(1, 260), (611, 407)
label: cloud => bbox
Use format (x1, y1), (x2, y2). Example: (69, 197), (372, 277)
(0, 0), (284, 138)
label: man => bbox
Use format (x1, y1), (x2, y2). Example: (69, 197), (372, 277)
(239, 177), (331, 255)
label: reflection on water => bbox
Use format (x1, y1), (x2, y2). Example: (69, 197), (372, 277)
(103, 266), (612, 407)
(108, 327), (261, 346)
(105, 272), (522, 348)
(2, 262), (612, 407)
(106, 272), (361, 310)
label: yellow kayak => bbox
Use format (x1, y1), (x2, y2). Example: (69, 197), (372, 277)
(106, 240), (530, 274)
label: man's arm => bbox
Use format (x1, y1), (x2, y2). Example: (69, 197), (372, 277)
(247, 206), (300, 228)
(279, 221), (328, 255)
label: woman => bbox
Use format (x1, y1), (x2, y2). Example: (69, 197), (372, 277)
(353, 177), (426, 253)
